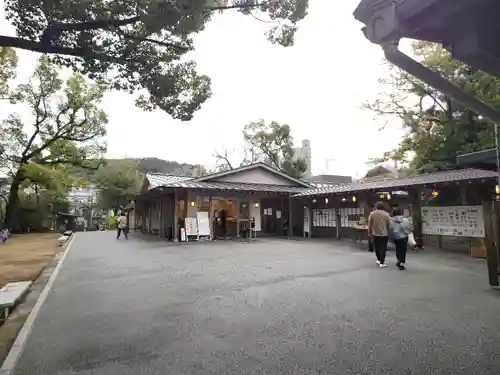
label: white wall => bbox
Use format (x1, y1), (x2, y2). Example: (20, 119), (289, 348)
(211, 168), (296, 186)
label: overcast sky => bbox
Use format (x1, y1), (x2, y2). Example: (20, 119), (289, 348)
(0, 0), (408, 178)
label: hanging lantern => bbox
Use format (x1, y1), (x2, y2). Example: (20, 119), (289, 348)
(325, 198), (329, 204)
(386, 193), (391, 200)
(352, 196), (357, 202)
(379, 193), (385, 199)
(342, 197), (347, 202)
(496, 185), (499, 195)
(431, 190), (439, 197)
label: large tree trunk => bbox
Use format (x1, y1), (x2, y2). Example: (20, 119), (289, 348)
(5, 174), (23, 231)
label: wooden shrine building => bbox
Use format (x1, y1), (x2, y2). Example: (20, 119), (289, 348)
(134, 163), (312, 241)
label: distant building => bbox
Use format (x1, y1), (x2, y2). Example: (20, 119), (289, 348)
(293, 139), (312, 177)
(67, 184), (98, 216)
(305, 174), (353, 187)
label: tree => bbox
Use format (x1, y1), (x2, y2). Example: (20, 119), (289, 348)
(243, 119), (307, 178)
(0, 56), (107, 229)
(93, 162), (142, 214)
(365, 41), (500, 174)
(0, 47), (18, 100)
(2, 0), (309, 121)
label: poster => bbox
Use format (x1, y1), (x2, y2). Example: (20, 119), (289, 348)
(303, 207), (310, 233)
(312, 209), (336, 227)
(276, 210), (281, 219)
(185, 217), (198, 236)
(196, 211), (211, 237)
(421, 206), (484, 238)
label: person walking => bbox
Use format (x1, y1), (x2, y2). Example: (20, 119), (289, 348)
(116, 212), (128, 240)
(368, 201), (391, 268)
(390, 207), (413, 270)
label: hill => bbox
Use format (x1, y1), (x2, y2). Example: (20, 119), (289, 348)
(106, 157), (203, 176)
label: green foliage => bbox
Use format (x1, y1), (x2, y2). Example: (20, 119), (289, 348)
(365, 41), (500, 174)
(93, 162), (142, 212)
(136, 157), (196, 175)
(0, 56), (108, 227)
(243, 119), (307, 178)
(0, 47), (17, 100)
(3, 0), (309, 120)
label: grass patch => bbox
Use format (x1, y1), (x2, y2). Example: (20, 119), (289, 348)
(0, 233), (61, 367)
(0, 233), (60, 287)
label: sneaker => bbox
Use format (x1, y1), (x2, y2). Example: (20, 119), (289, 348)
(379, 263), (388, 268)
(376, 260), (381, 265)
(398, 263), (406, 270)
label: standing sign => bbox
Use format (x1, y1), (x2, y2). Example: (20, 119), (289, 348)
(196, 211), (211, 238)
(303, 206), (310, 236)
(185, 218), (198, 237)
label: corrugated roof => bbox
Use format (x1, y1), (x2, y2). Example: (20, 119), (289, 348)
(293, 169), (497, 197)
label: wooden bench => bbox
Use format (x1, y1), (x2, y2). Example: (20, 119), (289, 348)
(0, 281), (32, 321)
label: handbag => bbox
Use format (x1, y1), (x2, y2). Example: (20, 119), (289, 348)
(408, 232), (417, 247)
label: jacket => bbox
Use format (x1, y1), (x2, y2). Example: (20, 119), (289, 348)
(390, 215), (412, 240)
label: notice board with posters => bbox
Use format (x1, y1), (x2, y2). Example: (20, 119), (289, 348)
(421, 205), (484, 238)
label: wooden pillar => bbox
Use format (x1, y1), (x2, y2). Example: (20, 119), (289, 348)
(483, 199), (499, 287)
(459, 184), (468, 205)
(158, 197), (163, 238)
(335, 207), (341, 239)
(173, 189), (179, 242)
(208, 195), (213, 240)
(236, 198), (240, 237)
(288, 197), (294, 237)
(409, 188), (423, 248)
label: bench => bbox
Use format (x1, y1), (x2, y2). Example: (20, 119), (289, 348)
(0, 281), (32, 320)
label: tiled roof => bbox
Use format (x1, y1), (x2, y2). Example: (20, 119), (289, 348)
(146, 174), (193, 189)
(145, 173), (303, 193)
(293, 169), (497, 197)
(160, 181), (305, 193)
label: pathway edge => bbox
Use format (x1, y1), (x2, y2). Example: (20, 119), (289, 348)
(0, 234), (77, 375)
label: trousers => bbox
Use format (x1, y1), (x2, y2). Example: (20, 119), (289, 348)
(394, 237), (408, 264)
(373, 236), (388, 264)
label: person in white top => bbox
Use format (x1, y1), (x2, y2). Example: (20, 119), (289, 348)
(116, 213), (128, 239)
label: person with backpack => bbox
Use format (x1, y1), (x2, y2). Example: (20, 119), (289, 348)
(390, 207), (413, 270)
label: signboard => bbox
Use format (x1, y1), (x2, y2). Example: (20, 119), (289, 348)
(303, 207), (310, 234)
(196, 211), (211, 237)
(185, 218), (198, 237)
(421, 205), (484, 238)
(312, 208), (336, 227)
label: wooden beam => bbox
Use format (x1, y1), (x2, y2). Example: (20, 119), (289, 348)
(483, 199), (499, 287)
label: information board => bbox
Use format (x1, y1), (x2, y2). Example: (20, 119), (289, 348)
(196, 211), (211, 237)
(421, 205), (484, 238)
(185, 217), (198, 237)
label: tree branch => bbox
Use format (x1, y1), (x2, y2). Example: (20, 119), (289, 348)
(0, 35), (115, 62)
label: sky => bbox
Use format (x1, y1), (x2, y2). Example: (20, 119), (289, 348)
(0, 0), (408, 178)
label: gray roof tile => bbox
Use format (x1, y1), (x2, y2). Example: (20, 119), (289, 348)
(293, 169), (497, 197)
(145, 173), (303, 193)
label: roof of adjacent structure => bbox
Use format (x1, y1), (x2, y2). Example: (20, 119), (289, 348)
(293, 168), (497, 197)
(456, 149), (498, 167)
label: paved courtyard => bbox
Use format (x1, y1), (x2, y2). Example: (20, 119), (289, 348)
(10, 232), (500, 375)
